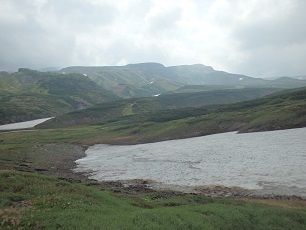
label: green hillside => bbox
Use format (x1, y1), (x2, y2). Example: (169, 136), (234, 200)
(34, 87), (306, 145)
(0, 69), (118, 124)
(38, 88), (281, 128)
(61, 63), (306, 98)
(2, 64), (306, 129)
(62, 63), (184, 98)
(120, 86), (306, 143)
(166, 85), (239, 94)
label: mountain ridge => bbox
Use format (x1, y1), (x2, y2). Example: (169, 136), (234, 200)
(2, 63), (306, 125)
(38, 87), (283, 129)
(61, 63), (306, 98)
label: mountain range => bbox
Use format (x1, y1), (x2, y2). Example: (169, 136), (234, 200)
(1, 62), (306, 125)
(61, 63), (306, 98)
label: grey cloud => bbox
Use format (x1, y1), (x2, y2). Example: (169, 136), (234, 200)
(236, 23), (306, 49)
(0, 0), (116, 71)
(226, 1), (306, 77)
(146, 7), (182, 35)
(1, 0), (306, 77)
(0, 13), (75, 70)
(73, 36), (168, 67)
(234, 3), (306, 49)
(234, 43), (306, 78)
(45, 0), (117, 30)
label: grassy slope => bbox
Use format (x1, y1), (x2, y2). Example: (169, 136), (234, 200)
(35, 87), (305, 144)
(115, 86), (306, 143)
(38, 87), (281, 128)
(167, 85), (241, 94)
(1, 171), (306, 229)
(0, 69), (118, 124)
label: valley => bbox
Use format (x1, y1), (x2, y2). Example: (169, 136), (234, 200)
(1, 63), (306, 229)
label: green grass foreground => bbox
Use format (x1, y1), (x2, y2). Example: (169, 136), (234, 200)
(1, 171), (306, 230)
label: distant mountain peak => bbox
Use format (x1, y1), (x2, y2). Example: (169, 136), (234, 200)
(167, 64), (215, 75)
(192, 63), (214, 69)
(0, 71), (9, 77)
(174, 63), (211, 67)
(18, 68), (35, 72)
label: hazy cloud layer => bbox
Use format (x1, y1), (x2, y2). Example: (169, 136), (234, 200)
(1, 0), (305, 77)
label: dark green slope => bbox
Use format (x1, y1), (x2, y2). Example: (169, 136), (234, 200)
(0, 69), (118, 124)
(143, 87), (306, 142)
(36, 87), (306, 145)
(38, 87), (281, 128)
(167, 85), (241, 94)
(99, 86), (306, 143)
(151, 88), (281, 108)
(0, 94), (81, 124)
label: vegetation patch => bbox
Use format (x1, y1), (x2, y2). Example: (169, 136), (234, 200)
(1, 171), (306, 229)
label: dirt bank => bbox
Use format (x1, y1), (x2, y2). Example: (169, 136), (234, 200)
(16, 143), (89, 181)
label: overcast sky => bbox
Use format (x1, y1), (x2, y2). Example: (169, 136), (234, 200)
(1, 0), (306, 77)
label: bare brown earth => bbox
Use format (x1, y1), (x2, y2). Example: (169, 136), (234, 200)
(16, 143), (89, 181)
